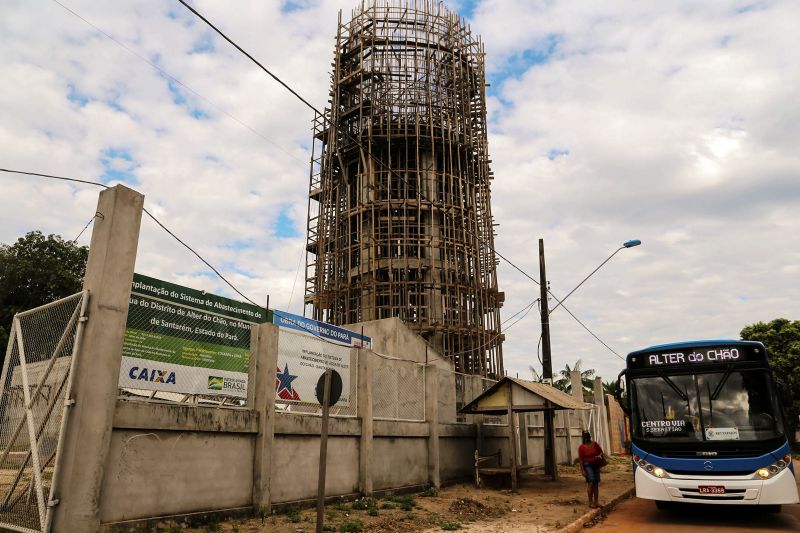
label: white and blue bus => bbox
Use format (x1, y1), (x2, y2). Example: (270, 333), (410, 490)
(616, 340), (798, 511)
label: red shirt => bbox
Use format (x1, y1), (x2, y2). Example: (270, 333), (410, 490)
(578, 441), (604, 463)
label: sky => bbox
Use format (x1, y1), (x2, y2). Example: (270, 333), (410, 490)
(1, 0), (799, 383)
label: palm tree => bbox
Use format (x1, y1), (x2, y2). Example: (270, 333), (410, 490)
(602, 379), (618, 397)
(529, 366), (544, 382)
(552, 359), (595, 397)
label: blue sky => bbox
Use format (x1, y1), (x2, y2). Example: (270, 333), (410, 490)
(2, 0), (799, 381)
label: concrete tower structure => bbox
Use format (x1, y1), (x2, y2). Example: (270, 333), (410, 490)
(305, 0), (504, 377)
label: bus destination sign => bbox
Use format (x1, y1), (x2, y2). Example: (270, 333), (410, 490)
(633, 345), (762, 368)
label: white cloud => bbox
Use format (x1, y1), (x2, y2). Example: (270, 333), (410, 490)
(1, 0), (798, 383)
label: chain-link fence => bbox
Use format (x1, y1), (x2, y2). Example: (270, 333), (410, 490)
(373, 355), (425, 422)
(275, 329), (358, 417)
(0, 292), (87, 533)
(118, 289), (258, 408)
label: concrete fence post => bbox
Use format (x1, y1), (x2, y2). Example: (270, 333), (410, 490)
(570, 370), (586, 430)
(593, 377), (611, 452)
(252, 323), (279, 513)
(518, 412), (528, 466)
(424, 364), (440, 489)
(357, 349), (374, 496)
(51, 185), (144, 532)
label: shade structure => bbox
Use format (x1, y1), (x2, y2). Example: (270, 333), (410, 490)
(459, 377), (593, 415)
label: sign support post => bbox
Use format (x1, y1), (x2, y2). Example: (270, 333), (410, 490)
(316, 369), (332, 533)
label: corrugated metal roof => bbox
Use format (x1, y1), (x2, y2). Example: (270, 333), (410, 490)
(459, 376), (594, 414)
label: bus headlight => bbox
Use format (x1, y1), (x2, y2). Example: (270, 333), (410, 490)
(636, 458), (668, 478)
(755, 457), (791, 480)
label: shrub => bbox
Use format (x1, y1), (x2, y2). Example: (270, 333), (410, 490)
(339, 519), (364, 532)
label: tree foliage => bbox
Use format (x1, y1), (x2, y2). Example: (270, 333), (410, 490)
(0, 231), (88, 363)
(553, 359), (595, 397)
(740, 318), (800, 442)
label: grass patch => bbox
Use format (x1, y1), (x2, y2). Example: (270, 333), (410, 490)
(383, 493), (416, 511)
(440, 520), (462, 531)
(351, 497), (376, 510)
(339, 519), (364, 532)
(281, 504), (301, 523)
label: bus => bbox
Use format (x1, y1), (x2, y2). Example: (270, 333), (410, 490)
(616, 340), (798, 510)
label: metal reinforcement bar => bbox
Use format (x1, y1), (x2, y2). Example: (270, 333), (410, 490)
(305, 0), (504, 377)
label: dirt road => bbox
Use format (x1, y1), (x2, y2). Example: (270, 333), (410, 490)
(588, 461), (800, 532)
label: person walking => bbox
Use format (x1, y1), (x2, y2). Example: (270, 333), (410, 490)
(578, 430), (605, 508)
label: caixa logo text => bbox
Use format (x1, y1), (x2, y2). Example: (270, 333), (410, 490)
(129, 367), (176, 384)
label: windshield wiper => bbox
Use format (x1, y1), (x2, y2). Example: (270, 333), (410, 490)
(710, 367), (733, 401)
(659, 374), (688, 401)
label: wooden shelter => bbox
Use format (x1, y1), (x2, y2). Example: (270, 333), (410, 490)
(460, 377), (593, 489)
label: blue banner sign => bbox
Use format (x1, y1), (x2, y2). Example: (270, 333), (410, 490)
(272, 310), (371, 348)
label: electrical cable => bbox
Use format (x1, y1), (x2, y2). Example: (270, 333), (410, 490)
(1, 168), (107, 188)
(175, 0), (322, 116)
(72, 212), (101, 242)
(1, 168), (261, 308)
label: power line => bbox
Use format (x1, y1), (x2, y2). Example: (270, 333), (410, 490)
(175, 0), (322, 116)
(1, 168), (106, 188)
(1, 167), (260, 307)
(72, 212), (102, 242)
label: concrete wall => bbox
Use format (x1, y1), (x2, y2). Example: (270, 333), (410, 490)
(100, 430), (254, 522)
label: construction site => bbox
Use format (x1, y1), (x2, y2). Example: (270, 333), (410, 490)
(304, 0), (505, 378)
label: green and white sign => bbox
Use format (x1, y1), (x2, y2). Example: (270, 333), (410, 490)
(119, 273), (270, 398)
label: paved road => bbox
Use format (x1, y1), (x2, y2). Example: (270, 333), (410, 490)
(591, 462), (800, 532)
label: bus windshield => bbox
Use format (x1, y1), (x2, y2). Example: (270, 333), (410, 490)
(631, 369), (784, 442)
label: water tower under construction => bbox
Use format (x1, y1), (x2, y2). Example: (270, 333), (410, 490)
(304, 0), (504, 377)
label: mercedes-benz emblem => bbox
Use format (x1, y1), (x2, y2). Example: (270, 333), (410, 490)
(703, 461), (713, 471)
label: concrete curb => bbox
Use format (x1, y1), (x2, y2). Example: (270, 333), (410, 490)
(558, 486), (635, 533)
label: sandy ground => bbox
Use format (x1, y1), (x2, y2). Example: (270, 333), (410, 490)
(172, 456), (633, 533)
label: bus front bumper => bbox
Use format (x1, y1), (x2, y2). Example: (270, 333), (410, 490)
(635, 466), (800, 505)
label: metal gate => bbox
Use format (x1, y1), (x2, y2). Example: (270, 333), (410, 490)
(0, 292), (88, 533)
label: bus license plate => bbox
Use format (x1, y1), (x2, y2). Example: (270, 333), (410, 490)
(698, 486), (725, 494)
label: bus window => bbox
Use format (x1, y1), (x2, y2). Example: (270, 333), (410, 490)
(631, 375), (703, 441)
(697, 371), (783, 441)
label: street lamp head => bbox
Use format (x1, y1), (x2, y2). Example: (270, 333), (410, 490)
(623, 239), (642, 248)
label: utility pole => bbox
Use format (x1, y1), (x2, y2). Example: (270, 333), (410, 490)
(539, 238), (558, 480)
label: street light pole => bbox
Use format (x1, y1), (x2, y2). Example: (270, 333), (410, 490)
(538, 238), (557, 480)
(537, 238), (641, 481)
(550, 239), (641, 314)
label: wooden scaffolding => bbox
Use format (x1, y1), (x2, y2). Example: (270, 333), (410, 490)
(305, 0), (504, 377)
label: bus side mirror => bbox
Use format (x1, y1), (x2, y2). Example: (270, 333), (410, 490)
(615, 369), (630, 415)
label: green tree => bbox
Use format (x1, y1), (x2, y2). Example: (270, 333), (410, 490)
(552, 359), (595, 397)
(740, 319), (800, 444)
(0, 231), (88, 366)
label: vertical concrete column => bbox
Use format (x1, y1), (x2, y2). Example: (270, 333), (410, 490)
(593, 377), (611, 452)
(252, 323), (279, 513)
(570, 370), (586, 430)
(358, 349), (374, 495)
(517, 412), (528, 466)
(425, 363), (440, 489)
(52, 185), (144, 533)
(564, 411), (575, 463)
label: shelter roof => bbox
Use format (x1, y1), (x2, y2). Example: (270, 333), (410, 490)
(459, 376), (593, 414)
